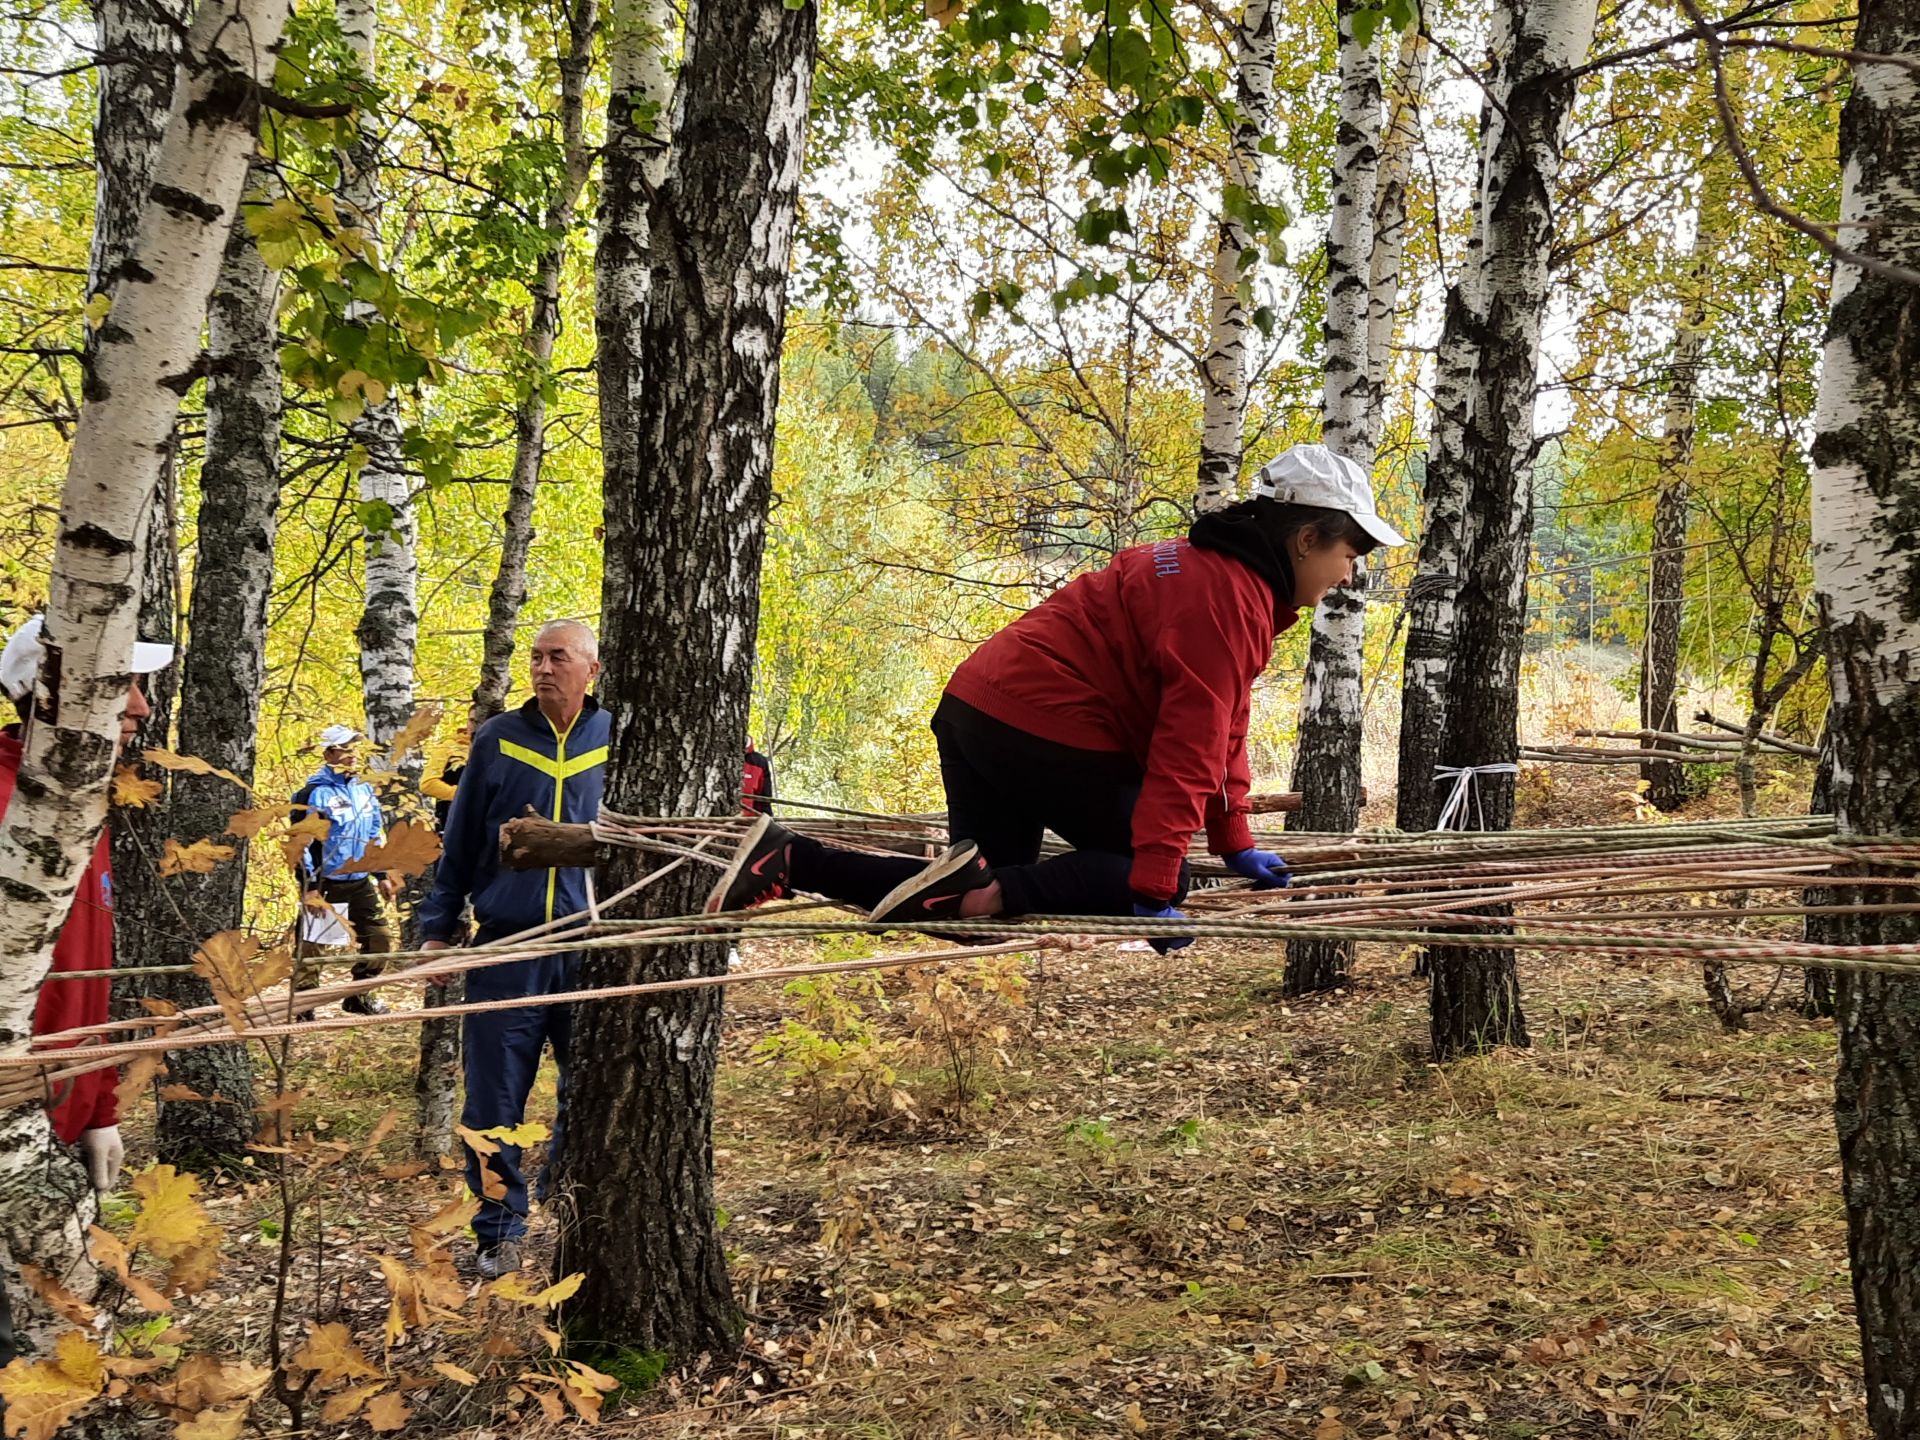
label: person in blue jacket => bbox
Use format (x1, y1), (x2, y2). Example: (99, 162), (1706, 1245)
(291, 725), (397, 1015)
(417, 619), (608, 1278)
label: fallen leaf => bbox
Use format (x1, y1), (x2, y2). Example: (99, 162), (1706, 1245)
(321, 1381), (388, 1423)
(365, 1388), (411, 1432)
(531, 1272), (583, 1308)
(419, 1193), (480, 1235)
(0, 1346), (102, 1440)
(363, 1108), (400, 1154)
(1124, 1399), (1148, 1434)
(431, 1361), (479, 1386)
(290, 1321), (378, 1388)
(172, 1405), (247, 1440)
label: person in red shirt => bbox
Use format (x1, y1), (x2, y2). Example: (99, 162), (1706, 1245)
(706, 445), (1406, 948)
(742, 738), (774, 817)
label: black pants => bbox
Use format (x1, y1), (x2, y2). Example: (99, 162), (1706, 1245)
(787, 697), (1188, 917)
(299, 875), (396, 983)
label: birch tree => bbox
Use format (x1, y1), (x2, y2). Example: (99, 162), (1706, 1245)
(1806, 2), (1920, 1425)
(0, 0), (291, 1309)
(1192, 0), (1277, 515)
(1284, 0), (1383, 995)
(1401, 0), (1597, 1058)
(558, 0), (816, 1357)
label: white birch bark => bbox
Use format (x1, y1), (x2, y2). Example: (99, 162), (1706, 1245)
(1285, 0), (1383, 993)
(1808, 14), (1920, 1427)
(1193, 0), (1277, 514)
(337, 0), (417, 749)
(0, 0), (290, 1315)
(1367, 23), (1428, 395)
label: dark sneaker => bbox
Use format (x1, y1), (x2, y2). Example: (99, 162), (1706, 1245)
(342, 993), (389, 1016)
(476, 1240), (523, 1279)
(705, 816), (797, 914)
(871, 842), (995, 926)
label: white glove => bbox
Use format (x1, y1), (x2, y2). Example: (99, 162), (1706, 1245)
(79, 1125), (124, 1193)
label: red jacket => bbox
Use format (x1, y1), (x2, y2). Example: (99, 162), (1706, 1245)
(944, 540), (1298, 901)
(0, 728), (118, 1142)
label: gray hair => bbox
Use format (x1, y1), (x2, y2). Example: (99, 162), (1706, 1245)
(534, 619), (599, 663)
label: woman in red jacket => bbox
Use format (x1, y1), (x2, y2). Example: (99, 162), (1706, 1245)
(707, 445), (1405, 947)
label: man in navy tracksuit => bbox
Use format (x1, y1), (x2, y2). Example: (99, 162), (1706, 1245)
(417, 620), (608, 1277)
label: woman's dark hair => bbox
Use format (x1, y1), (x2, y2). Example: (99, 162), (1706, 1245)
(1256, 500), (1382, 556)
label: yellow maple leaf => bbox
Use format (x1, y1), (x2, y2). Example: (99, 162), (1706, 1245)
(142, 747), (248, 791)
(365, 1388), (411, 1432)
(320, 1381), (387, 1423)
(111, 765), (163, 808)
(340, 821), (441, 879)
(159, 837), (237, 877)
(129, 1165), (217, 1260)
(224, 804), (291, 839)
(290, 1322), (379, 1389)
(172, 1407), (247, 1440)
(0, 1341), (104, 1440)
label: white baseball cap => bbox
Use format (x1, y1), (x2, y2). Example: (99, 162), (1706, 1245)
(1251, 443), (1408, 548)
(0, 615), (175, 703)
(318, 723), (365, 749)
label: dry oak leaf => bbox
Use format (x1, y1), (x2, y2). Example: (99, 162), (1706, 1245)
(17, 1263), (95, 1327)
(155, 1084), (206, 1102)
(419, 1193), (480, 1236)
(386, 704), (443, 764)
(191, 932), (291, 1031)
(112, 765), (163, 808)
(163, 1355), (272, 1409)
(172, 1407), (247, 1440)
(376, 1254), (428, 1345)
(363, 1107), (400, 1154)
(291, 1322), (379, 1389)
(320, 1381), (389, 1423)
(0, 1351), (100, 1440)
(340, 821), (440, 879)
(130, 1164), (219, 1259)
(224, 804), (290, 839)
(474, 1120), (549, 1147)
(165, 1235), (223, 1296)
(115, 1053), (166, 1110)
(142, 747), (248, 790)
(431, 1361), (479, 1386)
(365, 1388), (412, 1432)
(160, 837), (237, 877)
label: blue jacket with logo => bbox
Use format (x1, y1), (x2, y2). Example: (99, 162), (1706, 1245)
(417, 696), (610, 949)
(291, 766), (387, 881)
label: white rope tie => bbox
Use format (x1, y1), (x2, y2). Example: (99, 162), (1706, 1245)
(1433, 763), (1521, 832)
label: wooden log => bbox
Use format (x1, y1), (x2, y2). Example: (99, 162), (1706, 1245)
(1691, 710), (1819, 758)
(1248, 788), (1365, 814)
(499, 814), (606, 870)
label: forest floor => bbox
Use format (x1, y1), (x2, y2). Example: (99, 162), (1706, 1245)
(116, 760), (1860, 1440)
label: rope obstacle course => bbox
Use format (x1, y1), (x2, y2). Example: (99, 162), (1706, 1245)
(9, 805), (1920, 1110)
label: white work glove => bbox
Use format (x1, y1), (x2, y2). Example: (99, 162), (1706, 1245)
(79, 1125), (124, 1193)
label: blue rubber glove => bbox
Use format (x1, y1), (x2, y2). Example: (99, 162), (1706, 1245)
(1223, 847), (1291, 890)
(1132, 900), (1193, 954)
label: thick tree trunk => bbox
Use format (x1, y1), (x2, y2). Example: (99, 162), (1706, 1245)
(1807, 10), (1920, 1423)
(557, 0), (815, 1360)
(0, 0), (290, 1322)
(1285, 0), (1382, 996)
(1420, 0), (1595, 1059)
(1640, 168), (1722, 814)
(1192, 0), (1276, 514)
(141, 175), (281, 1162)
(470, 0), (599, 719)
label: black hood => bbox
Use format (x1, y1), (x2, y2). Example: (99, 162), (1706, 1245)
(1187, 499), (1298, 613)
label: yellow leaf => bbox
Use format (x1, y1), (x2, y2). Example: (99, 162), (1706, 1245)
(455, 1125), (499, 1156)
(173, 1407), (247, 1440)
(114, 1053), (166, 1110)
(225, 804), (291, 839)
(375, 1254), (427, 1346)
(488, 1273), (539, 1304)
(431, 1361), (478, 1386)
(419, 1193), (479, 1235)
(475, 1121), (549, 1147)
(363, 1108), (400, 1154)
(52, 1332), (104, 1391)
(338, 367), (370, 397)
(536, 1324), (564, 1355)
(111, 765), (163, 808)
(289, 1321), (378, 1389)
(340, 821), (440, 879)
(0, 1349), (101, 1440)
(386, 704), (442, 763)
(129, 1165), (218, 1260)
(121, 1271), (175, 1314)
(565, 1360), (619, 1394)
(530, 1272), (583, 1308)
(162, 1355), (272, 1409)
(87, 1225), (130, 1281)
(365, 1388), (411, 1432)
(1123, 1400), (1148, 1434)
(82, 292), (112, 329)
(165, 1235), (223, 1296)
(142, 747), (247, 791)
(191, 932), (292, 1031)
(320, 1381), (387, 1423)
(159, 837), (237, 877)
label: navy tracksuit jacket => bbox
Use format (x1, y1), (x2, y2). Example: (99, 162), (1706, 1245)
(418, 696), (609, 1247)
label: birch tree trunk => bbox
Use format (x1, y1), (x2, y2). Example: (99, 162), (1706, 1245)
(1641, 151), (1726, 814)
(143, 169), (280, 1162)
(469, 0), (600, 719)
(1192, 0), (1276, 514)
(1419, 0), (1596, 1059)
(593, 0), (678, 623)
(1284, 0), (1382, 995)
(558, 0), (816, 1357)
(1808, 11), (1920, 1414)
(337, 0), (416, 750)
(1366, 23), (1427, 398)
(0, 0), (291, 1320)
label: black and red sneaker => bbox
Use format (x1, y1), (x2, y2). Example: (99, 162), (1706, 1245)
(870, 842), (995, 927)
(705, 817), (797, 914)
